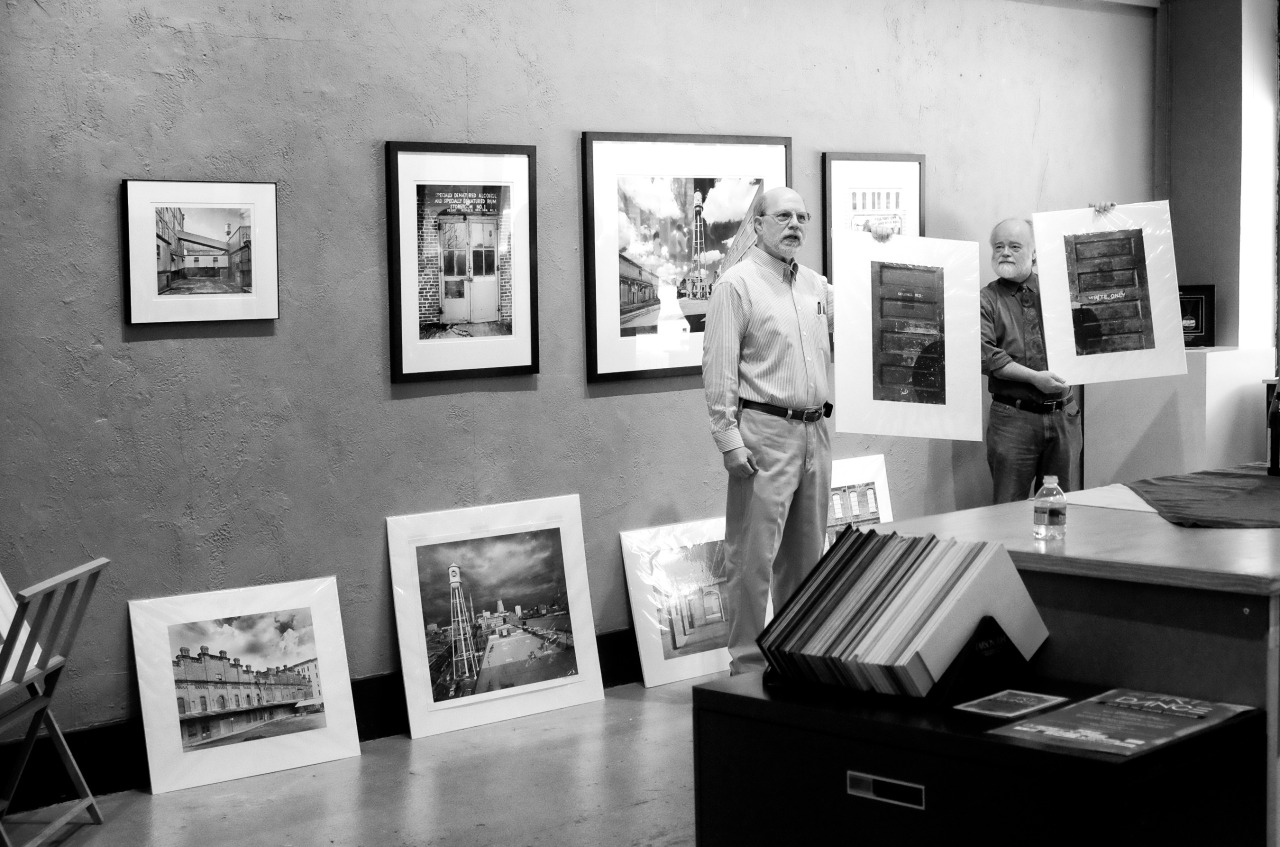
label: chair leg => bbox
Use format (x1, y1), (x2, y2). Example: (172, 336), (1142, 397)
(40, 713), (102, 825)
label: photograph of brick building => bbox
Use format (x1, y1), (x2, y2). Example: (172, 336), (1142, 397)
(169, 607), (325, 751)
(154, 205), (254, 296)
(415, 184), (514, 339)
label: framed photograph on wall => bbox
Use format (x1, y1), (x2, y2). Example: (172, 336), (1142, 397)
(128, 577), (359, 794)
(822, 153), (925, 281)
(833, 232), (983, 441)
(386, 494), (603, 738)
(121, 180), (279, 324)
(826, 455), (893, 549)
(385, 142), (538, 382)
(1034, 201), (1187, 384)
(582, 132), (791, 382)
(1178, 284), (1216, 347)
(619, 517), (731, 687)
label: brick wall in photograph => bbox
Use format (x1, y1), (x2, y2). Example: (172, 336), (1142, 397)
(499, 206), (513, 325)
(417, 186), (442, 325)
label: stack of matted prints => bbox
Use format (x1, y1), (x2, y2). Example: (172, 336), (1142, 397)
(757, 529), (1048, 697)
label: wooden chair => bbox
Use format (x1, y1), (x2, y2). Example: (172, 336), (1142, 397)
(0, 558), (108, 847)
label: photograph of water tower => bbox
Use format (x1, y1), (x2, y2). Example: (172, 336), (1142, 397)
(154, 205), (254, 295)
(416, 528), (578, 702)
(168, 608), (324, 751)
(615, 176), (760, 338)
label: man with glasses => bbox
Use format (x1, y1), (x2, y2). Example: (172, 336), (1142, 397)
(703, 186), (833, 675)
(980, 217), (1080, 503)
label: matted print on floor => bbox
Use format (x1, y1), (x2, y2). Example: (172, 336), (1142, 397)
(826, 455), (893, 549)
(1033, 201), (1186, 384)
(129, 577), (358, 793)
(620, 517), (731, 687)
(387, 494), (603, 737)
(833, 232), (982, 441)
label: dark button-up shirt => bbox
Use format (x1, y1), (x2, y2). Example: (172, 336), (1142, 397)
(979, 272), (1067, 403)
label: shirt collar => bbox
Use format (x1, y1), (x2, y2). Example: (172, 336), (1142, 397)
(748, 244), (798, 282)
(996, 271), (1038, 293)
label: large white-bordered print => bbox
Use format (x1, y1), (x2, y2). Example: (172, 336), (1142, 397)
(128, 577), (358, 794)
(387, 494), (603, 738)
(122, 180), (279, 324)
(834, 233), (982, 441)
(582, 132), (790, 381)
(620, 517), (730, 687)
(386, 142), (538, 381)
(1034, 201), (1186, 384)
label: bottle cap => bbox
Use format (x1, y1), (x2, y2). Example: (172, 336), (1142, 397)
(1043, 475), (1058, 486)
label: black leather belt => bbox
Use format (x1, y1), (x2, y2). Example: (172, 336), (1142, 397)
(993, 394), (1067, 414)
(742, 399), (832, 423)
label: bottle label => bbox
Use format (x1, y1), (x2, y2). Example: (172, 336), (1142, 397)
(1033, 504), (1066, 526)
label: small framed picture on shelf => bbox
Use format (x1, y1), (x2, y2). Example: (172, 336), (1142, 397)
(128, 577), (359, 793)
(581, 131), (791, 382)
(1178, 284), (1216, 347)
(822, 153), (925, 282)
(121, 180), (279, 324)
(385, 141), (539, 382)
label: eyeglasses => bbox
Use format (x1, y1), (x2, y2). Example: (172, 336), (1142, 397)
(762, 211), (811, 226)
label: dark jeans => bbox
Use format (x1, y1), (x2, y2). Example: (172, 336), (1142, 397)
(985, 399), (1082, 503)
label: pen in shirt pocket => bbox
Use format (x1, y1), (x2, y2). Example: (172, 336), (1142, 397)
(817, 299), (824, 315)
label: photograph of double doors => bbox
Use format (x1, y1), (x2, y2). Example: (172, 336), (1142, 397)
(438, 216), (501, 327)
(417, 184), (513, 339)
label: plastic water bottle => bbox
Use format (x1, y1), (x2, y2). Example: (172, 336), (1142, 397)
(1032, 475), (1067, 540)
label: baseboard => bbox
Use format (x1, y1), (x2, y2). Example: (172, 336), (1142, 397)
(1, 628), (643, 812)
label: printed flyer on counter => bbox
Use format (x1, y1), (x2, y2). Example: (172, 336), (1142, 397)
(987, 688), (1254, 756)
(953, 689), (1069, 718)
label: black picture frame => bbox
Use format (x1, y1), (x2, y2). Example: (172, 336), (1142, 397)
(1178, 284), (1216, 347)
(121, 179), (280, 324)
(822, 153), (925, 283)
(385, 141), (539, 382)
(581, 131), (792, 383)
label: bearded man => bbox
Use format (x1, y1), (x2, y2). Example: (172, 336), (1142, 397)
(702, 186), (833, 675)
(980, 218), (1081, 503)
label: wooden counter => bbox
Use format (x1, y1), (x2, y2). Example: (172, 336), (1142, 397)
(884, 501), (1280, 843)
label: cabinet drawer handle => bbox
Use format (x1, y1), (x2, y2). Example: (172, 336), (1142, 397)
(846, 770), (926, 810)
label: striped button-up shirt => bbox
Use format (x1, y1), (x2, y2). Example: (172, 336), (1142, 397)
(703, 245), (834, 453)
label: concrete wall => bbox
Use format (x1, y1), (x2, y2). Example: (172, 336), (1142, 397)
(0, 0), (1156, 730)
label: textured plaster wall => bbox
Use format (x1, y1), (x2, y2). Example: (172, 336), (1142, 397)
(0, 0), (1155, 730)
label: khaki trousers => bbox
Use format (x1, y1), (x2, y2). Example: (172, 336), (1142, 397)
(723, 408), (831, 675)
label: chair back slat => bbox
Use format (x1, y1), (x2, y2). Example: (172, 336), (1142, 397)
(1, 558), (110, 687)
(0, 600), (29, 686)
(15, 593), (55, 682)
(55, 569), (101, 663)
(39, 581), (81, 670)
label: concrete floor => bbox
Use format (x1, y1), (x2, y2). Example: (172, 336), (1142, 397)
(6, 675), (714, 847)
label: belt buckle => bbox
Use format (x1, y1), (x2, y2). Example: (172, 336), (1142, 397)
(802, 408), (822, 423)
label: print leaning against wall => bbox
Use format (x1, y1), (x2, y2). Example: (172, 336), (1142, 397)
(387, 495), (604, 738)
(129, 577), (359, 793)
(620, 517), (733, 687)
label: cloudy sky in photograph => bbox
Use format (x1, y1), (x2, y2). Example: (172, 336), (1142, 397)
(416, 528), (568, 627)
(168, 607), (316, 671)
